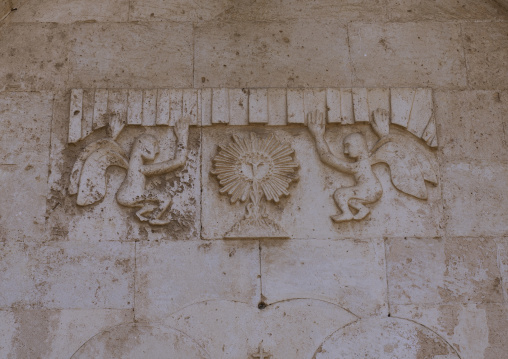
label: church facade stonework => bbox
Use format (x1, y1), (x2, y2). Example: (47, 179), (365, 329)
(0, 1), (507, 358)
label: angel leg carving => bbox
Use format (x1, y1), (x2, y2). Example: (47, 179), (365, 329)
(331, 188), (355, 222)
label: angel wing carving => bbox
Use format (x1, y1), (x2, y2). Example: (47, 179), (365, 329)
(370, 140), (438, 200)
(69, 139), (129, 206)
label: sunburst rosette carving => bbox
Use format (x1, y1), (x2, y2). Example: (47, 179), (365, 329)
(211, 133), (299, 239)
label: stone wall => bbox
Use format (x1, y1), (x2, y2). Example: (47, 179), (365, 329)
(0, 1), (507, 358)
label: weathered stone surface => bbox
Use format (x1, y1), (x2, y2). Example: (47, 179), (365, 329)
(195, 20), (351, 88)
(71, 323), (210, 358)
(392, 304), (508, 359)
(166, 299), (357, 359)
(8, 0), (129, 23)
(386, 0), (508, 21)
(463, 22), (508, 90)
(442, 163), (508, 237)
(69, 22), (193, 89)
(47, 92), (201, 242)
(435, 90), (508, 162)
(218, 0), (387, 22)
(496, 238), (508, 301)
(0, 309), (132, 359)
(202, 126), (442, 240)
(0, 241), (134, 309)
(130, 0), (235, 22)
(314, 317), (459, 359)
(387, 237), (504, 305)
(0, 91), (53, 240)
(260, 239), (387, 317)
(349, 22), (467, 88)
(135, 240), (261, 321)
(0, 23), (70, 91)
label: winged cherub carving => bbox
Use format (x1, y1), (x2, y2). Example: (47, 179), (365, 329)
(69, 117), (190, 225)
(307, 109), (438, 222)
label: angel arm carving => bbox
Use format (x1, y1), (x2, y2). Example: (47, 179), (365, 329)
(307, 111), (355, 174)
(141, 117), (189, 177)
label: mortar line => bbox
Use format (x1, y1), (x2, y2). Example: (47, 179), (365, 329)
(133, 240), (137, 322)
(258, 240), (263, 303)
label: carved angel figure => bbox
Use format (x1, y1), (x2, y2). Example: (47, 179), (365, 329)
(69, 117), (190, 225)
(307, 109), (438, 222)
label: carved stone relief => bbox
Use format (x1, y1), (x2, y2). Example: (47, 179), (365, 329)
(211, 133), (299, 238)
(67, 87), (438, 234)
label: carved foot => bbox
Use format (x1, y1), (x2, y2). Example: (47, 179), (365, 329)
(353, 207), (370, 220)
(148, 218), (171, 226)
(331, 213), (354, 222)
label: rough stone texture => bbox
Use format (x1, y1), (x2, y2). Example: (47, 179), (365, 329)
(195, 20), (352, 88)
(348, 22), (467, 88)
(1, 0), (508, 357)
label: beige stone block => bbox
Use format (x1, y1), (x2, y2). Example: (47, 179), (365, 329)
(0, 309), (132, 359)
(130, 0), (235, 22)
(386, 237), (504, 305)
(386, 0), (508, 21)
(8, 0), (129, 23)
(392, 304), (508, 359)
(260, 239), (387, 317)
(228, 88), (249, 125)
(267, 88), (287, 126)
(183, 89), (200, 126)
(314, 317), (459, 359)
(249, 88), (268, 124)
(326, 88), (354, 124)
(92, 88), (108, 129)
(202, 126), (442, 240)
(442, 163), (508, 237)
(349, 22), (467, 88)
(463, 22), (508, 90)
(135, 241), (261, 321)
(195, 20), (351, 88)
(0, 91), (53, 240)
(31, 241), (135, 309)
(436, 90), (508, 162)
(142, 89), (157, 126)
(0, 23), (70, 91)
(156, 89), (171, 126)
(287, 89), (305, 124)
(127, 89), (143, 126)
(69, 22), (193, 89)
(165, 299), (357, 359)
(200, 88), (213, 126)
(211, 88), (229, 124)
(48, 121), (201, 242)
(218, 0), (387, 22)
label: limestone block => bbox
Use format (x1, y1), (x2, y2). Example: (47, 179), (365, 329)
(228, 88), (249, 125)
(194, 20), (351, 88)
(0, 309), (131, 359)
(218, 0), (387, 22)
(392, 304), (508, 359)
(0, 23), (70, 91)
(249, 88), (268, 124)
(386, 237), (504, 305)
(0, 91), (53, 240)
(314, 317), (459, 359)
(202, 126), (442, 240)
(436, 90), (508, 162)
(31, 241), (135, 309)
(130, 0), (235, 22)
(49, 127), (201, 242)
(349, 22), (467, 88)
(463, 22), (508, 89)
(326, 88), (354, 124)
(260, 239), (387, 317)
(442, 163), (508, 237)
(386, 0), (508, 21)
(69, 22), (193, 89)
(267, 88), (287, 125)
(165, 299), (357, 359)
(8, 0), (129, 22)
(0, 0), (11, 21)
(135, 241), (260, 321)
(71, 323), (209, 358)
(212, 88), (230, 124)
